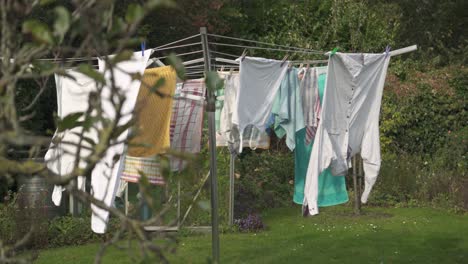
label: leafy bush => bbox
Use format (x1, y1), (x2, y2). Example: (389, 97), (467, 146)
(0, 192), (118, 250)
(235, 149), (294, 218)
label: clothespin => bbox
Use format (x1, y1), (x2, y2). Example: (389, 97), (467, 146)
(330, 47), (339, 56)
(306, 63), (310, 69)
(385, 45), (391, 57)
(229, 67), (234, 75)
(299, 63), (303, 69)
(280, 55), (289, 67)
(141, 41), (146, 56)
(241, 49), (248, 61)
(221, 65), (225, 72)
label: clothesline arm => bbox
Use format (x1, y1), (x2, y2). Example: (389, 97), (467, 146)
(210, 51), (239, 58)
(207, 33), (324, 53)
(214, 57), (239, 65)
(389, 45), (418, 57)
(154, 50), (204, 60)
(151, 34), (201, 50)
(183, 58), (204, 66)
(210, 42), (325, 54)
(152, 42), (202, 52)
(323, 45), (418, 56)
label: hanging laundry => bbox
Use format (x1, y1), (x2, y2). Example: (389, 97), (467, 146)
(293, 67), (348, 206)
(215, 87), (228, 146)
(127, 66), (177, 157)
(303, 53), (391, 216)
(232, 57), (288, 153)
(216, 71), (270, 152)
(46, 70), (99, 206)
(300, 67), (325, 144)
(170, 79), (206, 171)
(271, 67), (305, 151)
(91, 50), (150, 233)
(120, 66), (176, 185)
(120, 156), (165, 185)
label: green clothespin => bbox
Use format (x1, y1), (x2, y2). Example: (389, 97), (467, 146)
(331, 47), (339, 56)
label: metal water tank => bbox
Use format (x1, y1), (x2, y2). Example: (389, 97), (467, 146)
(16, 158), (65, 220)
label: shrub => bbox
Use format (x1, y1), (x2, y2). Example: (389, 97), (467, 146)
(234, 213), (265, 232)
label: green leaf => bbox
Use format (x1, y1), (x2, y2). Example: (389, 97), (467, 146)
(53, 7), (71, 42)
(166, 53), (185, 79)
(146, 0), (176, 9)
(205, 71), (223, 92)
(77, 64), (105, 84)
(22, 19), (54, 44)
(197, 200), (210, 211)
(111, 50), (134, 64)
(40, 0), (56, 6)
(125, 4), (144, 23)
(57, 112), (84, 132)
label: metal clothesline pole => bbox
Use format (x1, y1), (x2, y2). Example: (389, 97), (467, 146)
(201, 27), (220, 264)
(228, 153), (236, 226)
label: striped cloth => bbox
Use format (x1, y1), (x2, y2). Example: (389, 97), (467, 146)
(120, 155), (165, 185)
(170, 79), (206, 171)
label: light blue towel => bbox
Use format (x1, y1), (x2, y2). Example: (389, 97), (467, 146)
(271, 68), (305, 151)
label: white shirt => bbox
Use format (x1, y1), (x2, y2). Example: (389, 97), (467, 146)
(91, 50), (150, 233)
(232, 56), (288, 153)
(218, 72), (270, 153)
(304, 52), (391, 215)
(46, 70), (98, 206)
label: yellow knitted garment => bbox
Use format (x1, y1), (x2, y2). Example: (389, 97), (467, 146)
(128, 66), (176, 157)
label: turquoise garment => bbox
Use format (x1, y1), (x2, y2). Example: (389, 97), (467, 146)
(271, 68), (304, 150)
(293, 70), (348, 206)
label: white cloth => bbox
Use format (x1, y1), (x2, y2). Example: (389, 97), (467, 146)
(232, 57), (288, 153)
(218, 72), (270, 153)
(304, 52), (390, 215)
(46, 70), (98, 206)
(91, 50), (150, 233)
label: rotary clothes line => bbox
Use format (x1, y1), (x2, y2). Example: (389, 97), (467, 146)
(43, 26), (416, 262)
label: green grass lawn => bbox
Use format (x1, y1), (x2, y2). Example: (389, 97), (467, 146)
(34, 205), (468, 263)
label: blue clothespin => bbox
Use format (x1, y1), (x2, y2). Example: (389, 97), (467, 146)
(141, 41), (146, 56)
(385, 45), (391, 57)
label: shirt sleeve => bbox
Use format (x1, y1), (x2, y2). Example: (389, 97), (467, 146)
(360, 120), (381, 203)
(303, 123), (334, 215)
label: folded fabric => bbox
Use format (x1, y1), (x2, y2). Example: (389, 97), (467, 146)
(46, 70), (98, 206)
(304, 53), (391, 216)
(271, 67), (305, 151)
(232, 57), (288, 153)
(216, 71), (270, 152)
(170, 79), (206, 171)
(91, 50), (150, 233)
(127, 66), (177, 157)
(120, 155), (165, 185)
